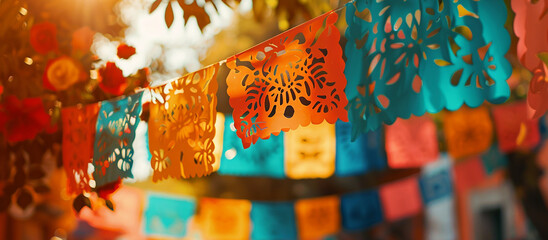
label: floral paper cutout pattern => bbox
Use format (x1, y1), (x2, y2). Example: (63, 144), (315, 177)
(284, 122), (336, 179)
(295, 196), (341, 240)
(62, 103), (99, 194)
(199, 198), (251, 240)
(345, 0), (511, 136)
(226, 11), (348, 148)
(148, 65), (219, 181)
(443, 107), (493, 159)
(385, 116), (439, 168)
(492, 102), (540, 153)
(93, 92), (143, 187)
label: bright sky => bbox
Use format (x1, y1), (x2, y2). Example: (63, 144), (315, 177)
(92, 0), (252, 86)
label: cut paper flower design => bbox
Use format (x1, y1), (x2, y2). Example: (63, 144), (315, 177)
(295, 196), (341, 240)
(284, 122), (336, 179)
(148, 65), (219, 181)
(226, 11), (348, 148)
(93, 92), (143, 187)
(443, 106), (493, 159)
(345, 0), (511, 137)
(199, 198), (251, 240)
(62, 103), (100, 194)
(385, 115), (439, 168)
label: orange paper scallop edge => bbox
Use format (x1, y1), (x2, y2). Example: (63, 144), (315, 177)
(148, 64), (219, 181)
(226, 11), (348, 148)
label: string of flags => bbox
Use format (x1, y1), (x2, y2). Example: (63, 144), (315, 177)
(63, 97), (541, 194)
(76, 153), (517, 239)
(57, 0), (515, 192)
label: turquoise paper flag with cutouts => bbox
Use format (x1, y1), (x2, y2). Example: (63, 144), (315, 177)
(218, 114), (285, 178)
(93, 92), (143, 187)
(345, 0), (511, 138)
(250, 201), (298, 240)
(143, 192), (196, 238)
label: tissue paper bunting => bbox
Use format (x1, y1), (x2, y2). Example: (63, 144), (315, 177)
(295, 196), (340, 240)
(511, 0), (548, 70)
(335, 121), (385, 176)
(513, 0), (548, 118)
(148, 64), (219, 181)
(200, 198), (251, 240)
(345, 0), (511, 136)
(526, 57), (548, 119)
(385, 116), (438, 168)
(143, 193), (196, 238)
(62, 103), (99, 194)
(226, 11), (348, 148)
(340, 190), (383, 230)
(218, 114), (285, 178)
(93, 92), (143, 187)
(481, 146), (507, 175)
(285, 122), (336, 179)
(492, 102), (540, 152)
(453, 157), (486, 193)
(443, 106), (493, 159)
(379, 177), (423, 221)
(250, 202), (298, 240)
(419, 161), (453, 204)
(421, 157), (457, 240)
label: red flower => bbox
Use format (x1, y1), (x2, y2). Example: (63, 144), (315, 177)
(71, 26), (95, 53)
(117, 44), (136, 59)
(0, 85), (3, 96)
(43, 56), (84, 91)
(0, 96), (51, 143)
(29, 22), (58, 54)
(98, 62), (128, 96)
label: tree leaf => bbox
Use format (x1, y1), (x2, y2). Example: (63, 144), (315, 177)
(149, 0), (162, 14)
(165, 2), (175, 28)
(183, 1), (211, 30)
